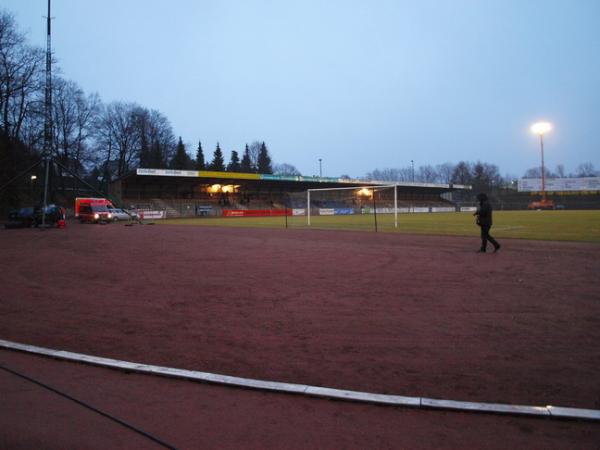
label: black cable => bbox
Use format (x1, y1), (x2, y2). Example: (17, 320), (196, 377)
(0, 363), (179, 450)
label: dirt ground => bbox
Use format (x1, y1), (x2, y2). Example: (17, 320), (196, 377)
(1, 222), (599, 448)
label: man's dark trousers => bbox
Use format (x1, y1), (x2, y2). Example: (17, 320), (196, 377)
(480, 225), (499, 252)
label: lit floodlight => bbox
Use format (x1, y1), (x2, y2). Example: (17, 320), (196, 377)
(531, 121), (552, 136)
(30, 175), (37, 180)
(530, 120), (553, 205)
(357, 188), (372, 197)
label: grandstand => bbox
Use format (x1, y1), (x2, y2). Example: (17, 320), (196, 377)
(109, 168), (471, 218)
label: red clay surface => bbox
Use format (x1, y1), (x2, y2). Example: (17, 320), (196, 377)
(2, 349), (599, 450)
(1, 221), (599, 448)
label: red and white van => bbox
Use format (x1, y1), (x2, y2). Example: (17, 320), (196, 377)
(75, 198), (113, 223)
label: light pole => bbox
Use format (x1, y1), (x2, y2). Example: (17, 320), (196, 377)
(411, 160), (414, 182)
(318, 158), (322, 178)
(530, 121), (552, 204)
(30, 175), (37, 201)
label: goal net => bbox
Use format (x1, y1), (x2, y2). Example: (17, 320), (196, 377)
(285, 185), (399, 231)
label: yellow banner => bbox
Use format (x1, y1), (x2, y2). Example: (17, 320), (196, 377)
(199, 171), (261, 180)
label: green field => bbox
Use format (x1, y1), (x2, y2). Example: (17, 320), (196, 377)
(160, 210), (600, 243)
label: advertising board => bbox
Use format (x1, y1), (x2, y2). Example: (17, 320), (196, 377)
(518, 177), (600, 192)
(222, 209), (289, 217)
(319, 208), (335, 215)
(139, 210), (165, 219)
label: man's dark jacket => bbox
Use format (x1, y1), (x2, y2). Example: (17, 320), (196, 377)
(476, 194), (493, 227)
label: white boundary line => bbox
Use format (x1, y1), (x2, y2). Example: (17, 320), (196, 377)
(1, 339), (598, 422)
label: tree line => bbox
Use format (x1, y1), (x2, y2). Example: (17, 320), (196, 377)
(0, 9), (288, 195)
(366, 160), (598, 195)
(365, 161), (504, 194)
(173, 140), (274, 174)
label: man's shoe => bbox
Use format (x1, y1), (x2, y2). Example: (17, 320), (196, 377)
(493, 245), (501, 253)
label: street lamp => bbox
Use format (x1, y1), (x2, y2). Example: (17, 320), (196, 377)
(318, 158), (322, 178)
(30, 175), (37, 201)
(411, 160), (414, 182)
(530, 121), (552, 205)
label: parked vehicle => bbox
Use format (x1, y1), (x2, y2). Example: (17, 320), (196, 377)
(107, 206), (139, 221)
(4, 204), (64, 228)
(75, 197), (115, 223)
(527, 199), (555, 210)
(78, 203), (112, 223)
(4, 207), (36, 228)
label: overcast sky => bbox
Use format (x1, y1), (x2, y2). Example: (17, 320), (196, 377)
(4, 0), (600, 178)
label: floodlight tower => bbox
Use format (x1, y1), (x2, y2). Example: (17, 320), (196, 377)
(41, 0), (54, 226)
(530, 121), (552, 205)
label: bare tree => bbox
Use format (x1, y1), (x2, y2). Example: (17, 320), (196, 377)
(54, 81), (103, 174)
(0, 10), (44, 140)
(273, 163), (301, 176)
(248, 141), (261, 171)
(135, 107), (176, 168)
(523, 166), (553, 178)
(417, 165), (438, 183)
(470, 161), (502, 192)
(365, 167), (412, 182)
(451, 161), (472, 185)
(576, 162), (597, 177)
(436, 162), (455, 184)
(95, 101), (142, 181)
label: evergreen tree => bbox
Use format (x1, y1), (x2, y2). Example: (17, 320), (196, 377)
(150, 141), (166, 168)
(227, 150), (241, 172)
(139, 132), (151, 167)
(257, 141), (273, 174)
(195, 140), (205, 170)
(209, 143), (225, 171)
(240, 144), (254, 173)
(170, 137), (193, 169)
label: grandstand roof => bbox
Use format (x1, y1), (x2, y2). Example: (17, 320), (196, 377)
(116, 168), (471, 194)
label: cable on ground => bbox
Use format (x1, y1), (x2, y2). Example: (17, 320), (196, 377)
(0, 363), (179, 450)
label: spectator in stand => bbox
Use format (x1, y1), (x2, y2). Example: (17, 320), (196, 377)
(474, 193), (500, 253)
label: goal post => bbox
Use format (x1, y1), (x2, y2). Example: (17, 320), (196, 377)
(289, 184), (399, 231)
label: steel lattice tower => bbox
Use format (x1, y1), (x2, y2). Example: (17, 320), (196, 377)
(41, 0), (53, 225)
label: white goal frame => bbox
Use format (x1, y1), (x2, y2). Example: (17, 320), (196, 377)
(306, 184), (398, 228)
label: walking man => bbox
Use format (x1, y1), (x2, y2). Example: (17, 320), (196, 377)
(474, 193), (500, 253)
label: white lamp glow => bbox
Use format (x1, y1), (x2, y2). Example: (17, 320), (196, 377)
(531, 121), (552, 136)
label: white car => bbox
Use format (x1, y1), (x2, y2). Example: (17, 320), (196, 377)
(108, 207), (139, 221)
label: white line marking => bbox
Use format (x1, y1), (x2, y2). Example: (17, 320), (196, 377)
(493, 225), (525, 231)
(1, 339), (598, 421)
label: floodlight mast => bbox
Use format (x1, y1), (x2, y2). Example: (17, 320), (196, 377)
(41, 0), (53, 227)
(540, 133), (546, 201)
(531, 121), (552, 204)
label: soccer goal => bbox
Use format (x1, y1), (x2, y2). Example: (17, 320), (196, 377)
(286, 185), (399, 231)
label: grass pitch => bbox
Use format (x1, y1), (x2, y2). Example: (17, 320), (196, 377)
(160, 210), (600, 243)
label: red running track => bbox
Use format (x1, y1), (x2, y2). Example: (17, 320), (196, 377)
(1, 222), (599, 447)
